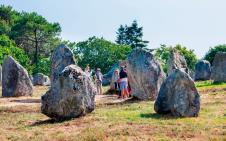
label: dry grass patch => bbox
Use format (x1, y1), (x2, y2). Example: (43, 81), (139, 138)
(0, 81), (225, 141)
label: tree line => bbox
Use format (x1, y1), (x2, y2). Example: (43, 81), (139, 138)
(0, 5), (226, 75)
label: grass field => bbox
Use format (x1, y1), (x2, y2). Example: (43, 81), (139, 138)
(0, 81), (225, 141)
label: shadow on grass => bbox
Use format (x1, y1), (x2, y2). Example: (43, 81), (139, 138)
(140, 113), (179, 120)
(30, 119), (57, 126)
(30, 118), (71, 126)
(99, 96), (143, 107)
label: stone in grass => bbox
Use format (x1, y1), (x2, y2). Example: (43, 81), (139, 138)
(2, 56), (33, 97)
(195, 60), (211, 81)
(33, 73), (50, 86)
(211, 52), (226, 83)
(41, 65), (96, 120)
(154, 69), (200, 117)
(167, 50), (189, 75)
(41, 44), (96, 120)
(126, 48), (165, 100)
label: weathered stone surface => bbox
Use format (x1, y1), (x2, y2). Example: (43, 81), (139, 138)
(41, 44), (96, 120)
(195, 60), (211, 81)
(29, 75), (33, 82)
(2, 56), (33, 97)
(102, 60), (127, 86)
(41, 65), (96, 120)
(211, 52), (226, 82)
(154, 69), (200, 117)
(0, 65), (2, 86)
(189, 70), (195, 80)
(127, 48), (165, 100)
(167, 51), (189, 75)
(33, 73), (50, 86)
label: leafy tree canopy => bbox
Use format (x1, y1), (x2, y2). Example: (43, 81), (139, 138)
(204, 44), (226, 64)
(155, 44), (198, 73)
(10, 12), (61, 65)
(0, 5), (62, 75)
(116, 20), (149, 49)
(0, 34), (31, 73)
(74, 36), (132, 73)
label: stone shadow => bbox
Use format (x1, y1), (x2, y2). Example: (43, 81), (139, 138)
(30, 119), (60, 126)
(98, 96), (142, 106)
(10, 99), (40, 104)
(140, 113), (185, 120)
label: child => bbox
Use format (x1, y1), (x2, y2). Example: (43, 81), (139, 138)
(111, 69), (120, 90)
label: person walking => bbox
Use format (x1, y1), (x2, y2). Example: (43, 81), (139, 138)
(95, 68), (103, 95)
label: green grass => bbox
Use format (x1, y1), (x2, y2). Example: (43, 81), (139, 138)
(0, 81), (225, 141)
(195, 80), (226, 88)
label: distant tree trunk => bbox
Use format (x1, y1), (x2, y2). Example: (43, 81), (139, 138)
(34, 29), (39, 67)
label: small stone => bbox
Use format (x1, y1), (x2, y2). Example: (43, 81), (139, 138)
(195, 60), (211, 81)
(33, 73), (50, 86)
(167, 51), (189, 75)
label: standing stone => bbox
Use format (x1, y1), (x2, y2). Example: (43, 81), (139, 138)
(0, 65), (2, 86)
(211, 52), (226, 82)
(41, 44), (96, 120)
(167, 51), (189, 75)
(2, 56), (33, 97)
(195, 60), (211, 81)
(33, 73), (50, 86)
(127, 48), (165, 100)
(189, 70), (195, 80)
(154, 69), (200, 117)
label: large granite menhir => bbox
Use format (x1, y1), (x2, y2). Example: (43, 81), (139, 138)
(195, 60), (211, 81)
(154, 69), (200, 117)
(2, 56), (33, 97)
(211, 52), (226, 82)
(127, 48), (165, 100)
(167, 51), (188, 75)
(41, 45), (96, 120)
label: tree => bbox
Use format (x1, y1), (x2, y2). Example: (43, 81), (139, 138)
(0, 5), (64, 75)
(116, 20), (149, 48)
(204, 44), (226, 64)
(0, 5), (18, 35)
(74, 36), (132, 73)
(155, 44), (198, 73)
(0, 34), (31, 73)
(10, 12), (61, 66)
(155, 44), (171, 72)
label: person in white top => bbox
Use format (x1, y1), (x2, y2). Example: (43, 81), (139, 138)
(111, 69), (120, 90)
(85, 64), (91, 77)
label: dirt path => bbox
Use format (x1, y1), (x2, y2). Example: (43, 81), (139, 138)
(0, 97), (41, 107)
(0, 94), (128, 108)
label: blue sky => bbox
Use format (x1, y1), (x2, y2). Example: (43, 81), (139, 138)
(1, 0), (226, 58)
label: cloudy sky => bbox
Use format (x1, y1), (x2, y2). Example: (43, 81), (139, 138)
(1, 0), (226, 58)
